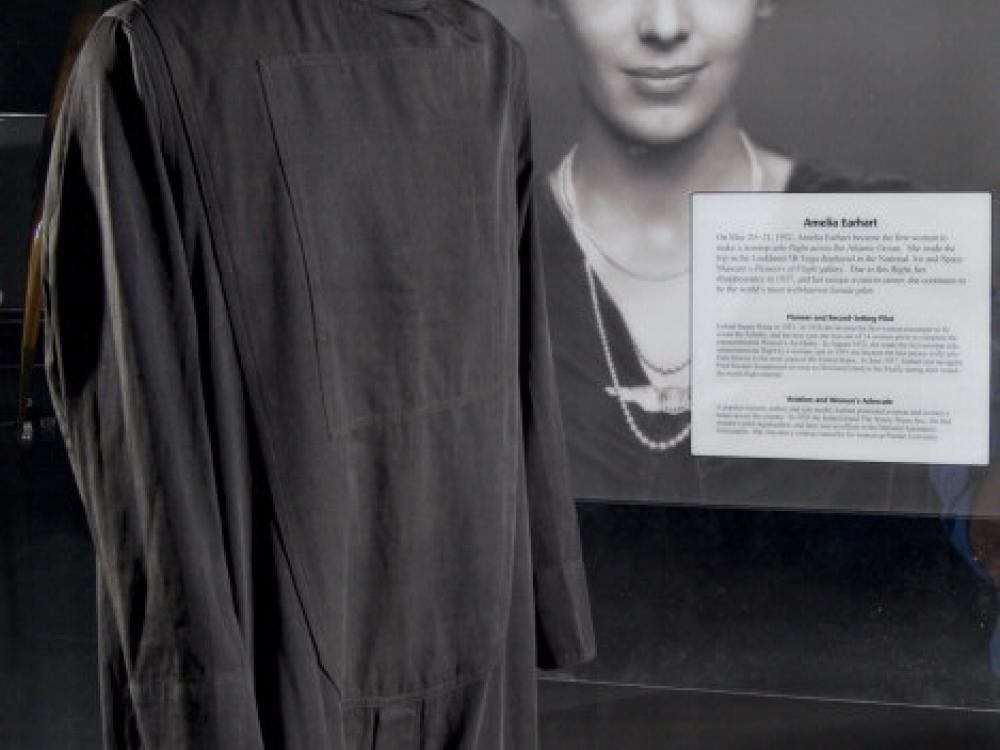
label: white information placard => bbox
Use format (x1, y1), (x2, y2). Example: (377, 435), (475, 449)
(691, 192), (991, 465)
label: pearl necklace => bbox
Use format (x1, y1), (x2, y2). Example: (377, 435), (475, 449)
(556, 130), (764, 452)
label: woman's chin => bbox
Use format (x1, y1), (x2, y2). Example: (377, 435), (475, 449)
(615, 118), (716, 149)
(601, 98), (736, 150)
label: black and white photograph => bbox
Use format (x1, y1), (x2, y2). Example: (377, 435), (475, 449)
(484, 0), (998, 514)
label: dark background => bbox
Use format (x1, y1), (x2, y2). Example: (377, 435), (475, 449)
(0, 116), (43, 311)
(0, 0), (112, 310)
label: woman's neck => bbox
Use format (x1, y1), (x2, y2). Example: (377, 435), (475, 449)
(571, 106), (752, 231)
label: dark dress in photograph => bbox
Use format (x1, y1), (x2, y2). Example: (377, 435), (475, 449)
(538, 160), (933, 513)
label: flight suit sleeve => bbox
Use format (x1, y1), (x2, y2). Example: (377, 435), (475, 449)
(511, 41), (597, 670)
(40, 12), (266, 748)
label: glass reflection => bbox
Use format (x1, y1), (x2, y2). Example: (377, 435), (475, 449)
(933, 293), (1000, 678)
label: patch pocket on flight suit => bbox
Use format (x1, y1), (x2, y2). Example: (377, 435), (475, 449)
(258, 47), (502, 438)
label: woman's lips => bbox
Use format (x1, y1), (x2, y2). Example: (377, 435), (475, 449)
(624, 63), (708, 96)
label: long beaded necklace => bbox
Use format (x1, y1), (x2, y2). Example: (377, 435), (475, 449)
(556, 131), (764, 452)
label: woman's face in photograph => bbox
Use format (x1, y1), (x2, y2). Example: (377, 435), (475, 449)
(550, 0), (765, 144)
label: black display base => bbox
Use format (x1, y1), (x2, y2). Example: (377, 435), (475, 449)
(540, 679), (1000, 750)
